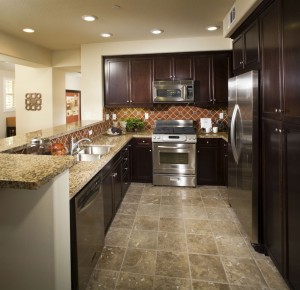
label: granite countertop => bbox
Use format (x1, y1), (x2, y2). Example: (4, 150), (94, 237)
(0, 126), (227, 195)
(69, 130), (228, 199)
(0, 154), (76, 190)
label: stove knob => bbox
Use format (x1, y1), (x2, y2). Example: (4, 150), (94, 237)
(153, 136), (156, 140)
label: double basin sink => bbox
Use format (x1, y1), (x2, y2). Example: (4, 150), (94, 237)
(76, 145), (113, 161)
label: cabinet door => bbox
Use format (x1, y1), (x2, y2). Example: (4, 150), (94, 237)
(219, 139), (228, 186)
(105, 59), (130, 106)
(283, 0), (300, 119)
(197, 139), (219, 185)
(173, 55), (193, 80)
(154, 56), (173, 80)
(112, 160), (122, 211)
(212, 54), (231, 106)
(102, 172), (114, 232)
(285, 123), (300, 289)
(194, 55), (211, 106)
(233, 35), (244, 71)
(130, 58), (153, 107)
(260, 0), (282, 119)
(131, 138), (153, 183)
(262, 119), (284, 273)
(244, 20), (260, 67)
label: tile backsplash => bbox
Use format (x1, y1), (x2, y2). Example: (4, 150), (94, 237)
(105, 105), (228, 133)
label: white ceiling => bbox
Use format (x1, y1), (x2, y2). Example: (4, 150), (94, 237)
(0, 0), (235, 51)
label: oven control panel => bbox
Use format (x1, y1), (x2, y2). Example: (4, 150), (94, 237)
(152, 134), (197, 143)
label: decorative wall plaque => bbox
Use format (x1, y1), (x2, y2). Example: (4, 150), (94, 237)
(25, 93), (42, 111)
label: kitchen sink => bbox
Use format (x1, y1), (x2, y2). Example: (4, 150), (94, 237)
(78, 145), (113, 155)
(76, 145), (113, 161)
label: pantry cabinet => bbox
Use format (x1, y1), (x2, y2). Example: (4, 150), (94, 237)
(260, 0), (282, 120)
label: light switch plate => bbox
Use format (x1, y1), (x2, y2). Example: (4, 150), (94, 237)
(105, 114), (110, 120)
(112, 114), (117, 120)
(219, 112), (224, 119)
(145, 113), (149, 120)
(88, 130), (93, 136)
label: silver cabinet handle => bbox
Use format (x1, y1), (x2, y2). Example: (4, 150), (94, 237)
(149, 149), (152, 152)
(112, 173), (117, 177)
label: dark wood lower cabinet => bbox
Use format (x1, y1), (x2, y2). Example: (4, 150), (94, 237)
(130, 138), (153, 183)
(197, 138), (227, 186)
(262, 118), (284, 273)
(285, 122), (300, 290)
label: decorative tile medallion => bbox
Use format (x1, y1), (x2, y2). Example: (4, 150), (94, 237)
(25, 93), (42, 111)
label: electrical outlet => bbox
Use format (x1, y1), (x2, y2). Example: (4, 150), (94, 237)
(105, 114), (110, 120)
(112, 114), (117, 120)
(145, 113), (149, 120)
(219, 112), (224, 119)
(88, 130), (93, 136)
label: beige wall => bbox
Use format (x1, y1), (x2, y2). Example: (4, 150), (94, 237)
(15, 65), (54, 134)
(81, 36), (232, 121)
(52, 68), (66, 127)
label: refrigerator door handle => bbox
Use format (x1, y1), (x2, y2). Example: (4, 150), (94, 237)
(230, 104), (239, 164)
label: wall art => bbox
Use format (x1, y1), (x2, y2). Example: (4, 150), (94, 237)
(25, 93), (42, 111)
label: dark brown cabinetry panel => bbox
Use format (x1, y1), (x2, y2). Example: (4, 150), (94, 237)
(112, 159), (122, 212)
(260, 0), (282, 119)
(219, 139), (228, 186)
(196, 138), (227, 185)
(102, 169), (114, 232)
(104, 57), (153, 107)
(130, 58), (153, 107)
(262, 118), (284, 273)
(104, 59), (130, 106)
(130, 138), (153, 183)
(233, 35), (244, 71)
(285, 123), (300, 290)
(283, 0), (300, 120)
(121, 143), (131, 196)
(194, 52), (231, 107)
(154, 54), (193, 80)
(232, 20), (260, 73)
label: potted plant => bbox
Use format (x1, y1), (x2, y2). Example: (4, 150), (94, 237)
(125, 118), (145, 132)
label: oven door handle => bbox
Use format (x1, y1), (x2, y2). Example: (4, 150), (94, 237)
(157, 145), (181, 149)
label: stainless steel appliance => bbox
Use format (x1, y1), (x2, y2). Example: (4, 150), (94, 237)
(228, 70), (262, 249)
(152, 120), (197, 187)
(153, 80), (195, 103)
(70, 172), (104, 290)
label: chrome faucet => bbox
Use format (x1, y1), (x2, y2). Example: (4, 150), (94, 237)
(70, 137), (92, 155)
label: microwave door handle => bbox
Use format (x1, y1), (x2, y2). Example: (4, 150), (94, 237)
(183, 85), (187, 100)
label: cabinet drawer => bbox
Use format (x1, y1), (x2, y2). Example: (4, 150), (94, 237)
(197, 138), (218, 147)
(131, 138), (152, 146)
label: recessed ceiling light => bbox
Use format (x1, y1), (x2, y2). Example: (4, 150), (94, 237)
(206, 26), (219, 31)
(82, 15), (98, 22)
(100, 33), (113, 38)
(151, 29), (164, 35)
(23, 28), (35, 33)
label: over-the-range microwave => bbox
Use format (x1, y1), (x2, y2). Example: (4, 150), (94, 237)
(152, 80), (195, 104)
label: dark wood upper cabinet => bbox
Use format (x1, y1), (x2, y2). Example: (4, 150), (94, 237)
(130, 57), (153, 107)
(154, 54), (193, 80)
(233, 20), (260, 73)
(104, 58), (130, 106)
(260, 0), (282, 120)
(283, 0), (300, 120)
(104, 57), (153, 107)
(194, 52), (231, 107)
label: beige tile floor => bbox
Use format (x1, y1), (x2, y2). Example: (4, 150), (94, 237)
(87, 183), (290, 290)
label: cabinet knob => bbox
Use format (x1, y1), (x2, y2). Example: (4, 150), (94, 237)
(206, 141), (209, 144)
(278, 109), (283, 113)
(275, 128), (278, 132)
(275, 108), (278, 113)
(149, 149), (152, 152)
(240, 61), (243, 65)
(127, 100), (130, 103)
(113, 173), (118, 177)
(142, 140), (145, 143)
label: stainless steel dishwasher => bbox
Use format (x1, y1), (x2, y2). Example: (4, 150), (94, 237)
(70, 172), (104, 290)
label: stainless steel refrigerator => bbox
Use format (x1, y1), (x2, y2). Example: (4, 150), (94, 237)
(228, 70), (262, 248)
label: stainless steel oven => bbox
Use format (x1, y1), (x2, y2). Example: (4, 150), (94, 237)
(152, 120), (197, 187)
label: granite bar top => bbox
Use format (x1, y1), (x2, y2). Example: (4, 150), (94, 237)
(0, 154), (76, 190)
(0, 120), (101, 153)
